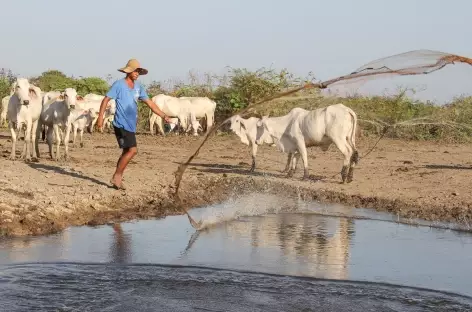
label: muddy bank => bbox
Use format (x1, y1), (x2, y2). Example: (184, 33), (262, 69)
(1, 130), (472, 237)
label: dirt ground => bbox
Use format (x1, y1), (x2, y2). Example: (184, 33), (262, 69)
(1, 127), (472, 237)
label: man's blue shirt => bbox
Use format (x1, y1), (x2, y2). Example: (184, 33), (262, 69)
(106, 78), (149, 133)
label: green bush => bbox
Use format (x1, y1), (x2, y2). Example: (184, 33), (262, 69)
(0, 68), (16, 100)
(29, 70), (110, 96)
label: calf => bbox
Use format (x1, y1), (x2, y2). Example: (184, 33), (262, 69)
(64, 108), (96, 159)
(38, 88), (81, 160)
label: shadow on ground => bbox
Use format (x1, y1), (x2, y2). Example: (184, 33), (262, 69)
(27, 163), (111, 188)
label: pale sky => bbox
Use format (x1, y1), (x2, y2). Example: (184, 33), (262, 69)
(1, 0), (470, 103)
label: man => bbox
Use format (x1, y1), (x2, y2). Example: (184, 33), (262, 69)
(97, 59), (170, 190)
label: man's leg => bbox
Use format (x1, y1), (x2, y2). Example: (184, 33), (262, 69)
(111, 126), (137, 189)
(111, 146), (137, 187)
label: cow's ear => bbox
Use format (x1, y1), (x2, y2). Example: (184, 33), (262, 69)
(29, 88), (38, 97)
(77, 95), (84, 100)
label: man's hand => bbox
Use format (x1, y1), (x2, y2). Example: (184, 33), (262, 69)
(96, 117), (104, 130)
(143, 99), (172, 123)
(97, 97), (111, 131)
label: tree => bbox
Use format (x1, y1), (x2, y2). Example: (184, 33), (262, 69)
(74, 77), (109, 96)
(0, 68), (16, 100)
(30, 70), (74, 92)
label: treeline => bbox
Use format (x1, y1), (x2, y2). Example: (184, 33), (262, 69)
(1, 67), (472, 142)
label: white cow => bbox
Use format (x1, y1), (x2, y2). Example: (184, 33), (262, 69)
(179, 96), (216, 131)
(83, 93), (104, 101)
(76, 95), (115, 133)
(188, 111), (203, 136)
(178, 111), (203, 136)
(255, 104), (359, 183)
(149, 94), (215, 135)
(228, 115), (275, 172)
(1, 95), (11, 126)
(38, 88), (80, 160)
(40, 91), (83, 143)
(42, 90), (63, 105)
(7, 78), (43, 161)
(149, 94), (193, 135)
(63, 108), (96, 158)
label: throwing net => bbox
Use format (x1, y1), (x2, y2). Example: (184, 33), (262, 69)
(172, 49), (472, 229)
(321, 49), (472, 88)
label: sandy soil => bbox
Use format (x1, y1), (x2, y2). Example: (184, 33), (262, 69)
(1, 128), (472, 237)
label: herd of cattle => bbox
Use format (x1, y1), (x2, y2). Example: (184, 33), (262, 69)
(1, 77), (360, 183)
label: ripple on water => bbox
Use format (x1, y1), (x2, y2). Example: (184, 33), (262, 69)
(0, 263), (471, 312)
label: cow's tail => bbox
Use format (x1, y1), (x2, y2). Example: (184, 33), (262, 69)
(348, 108), (359, 165)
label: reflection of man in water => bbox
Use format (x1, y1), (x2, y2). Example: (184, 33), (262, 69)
(110, 223), (131, 263)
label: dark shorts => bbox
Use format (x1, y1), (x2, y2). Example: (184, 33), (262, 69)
(114, 126), (137, 149)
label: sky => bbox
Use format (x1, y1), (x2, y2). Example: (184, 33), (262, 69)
(1, 0), (471, 104)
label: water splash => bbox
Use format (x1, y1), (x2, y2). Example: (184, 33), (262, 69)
(194, 192), (308, 230)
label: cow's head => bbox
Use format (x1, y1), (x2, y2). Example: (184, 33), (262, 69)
(61, 88), (79, 109)
(88, 107), (97, 117)
(190, 118), (202, 136)
(255, 115), (274, 145)
(13, 78), (37, 105)
(168, 117), (179, 132)
(228, 115), (246, 136)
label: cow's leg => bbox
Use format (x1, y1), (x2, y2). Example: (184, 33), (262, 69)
(35, 120), (42, 159)
(156, 116), (165, 136)
(295, 139), (310, 180)
(347, 148), (358, 183)
(72, 126), (78, 147)
(283, 153), (293, 173)
(205, 115), (212, 133)
(149, 114), (156, 135)
(9, 121), (17, 160)
(31, 120), (39, 161)
(22, 121), (32, 161)
(89, 117), (98, 134)
(249, 143), (257, 172)
(287, 152), (300, 178)
(64, 125), (71, 160)
(45, 126), (54, 159)
(79, 129), (85, 147)
(332, 137), (352, 183)
(46, 126), (54, 158)
(292, 152), (300, 172)
(58, 127), (64, 146)
(53, 124), (61, 160)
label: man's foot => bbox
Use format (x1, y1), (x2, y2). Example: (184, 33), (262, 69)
(110, 175), (126, 190)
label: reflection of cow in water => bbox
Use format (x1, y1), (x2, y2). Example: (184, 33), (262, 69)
(110, 223), (131, 264)
(224, 213), (354, 280)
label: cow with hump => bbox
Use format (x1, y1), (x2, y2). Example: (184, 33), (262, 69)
(255, 104), (359, 183)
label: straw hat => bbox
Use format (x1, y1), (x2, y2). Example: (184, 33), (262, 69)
(118, 59), (148, 75)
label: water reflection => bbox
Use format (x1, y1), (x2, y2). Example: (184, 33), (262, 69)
(217, 213), (354, 279)
(109, 223), (131, 264)
(0, 229), (71, 263)
(1, 195), (472, 297)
